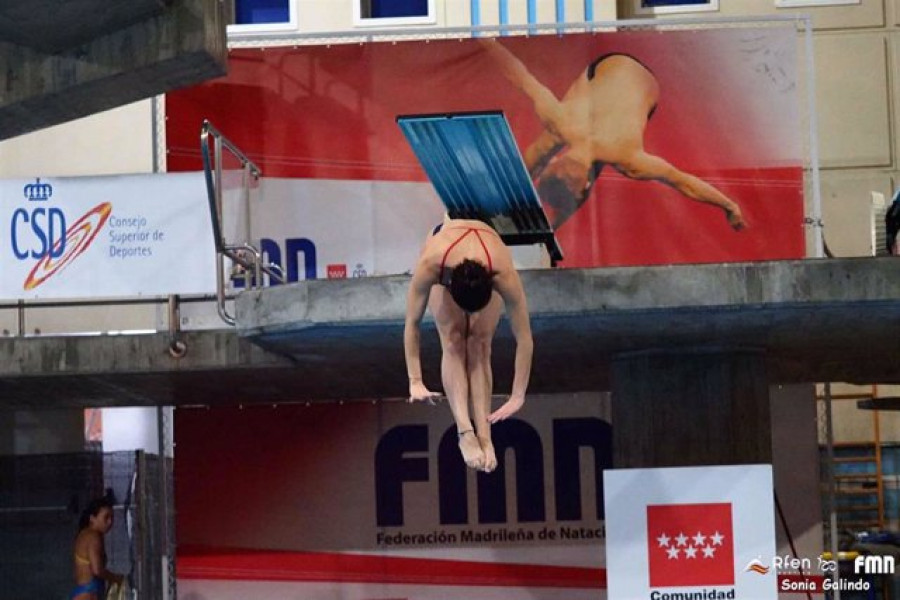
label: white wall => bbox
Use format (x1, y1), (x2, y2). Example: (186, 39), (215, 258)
(0, 99), (155, 178)
(101, 407), (160, 454)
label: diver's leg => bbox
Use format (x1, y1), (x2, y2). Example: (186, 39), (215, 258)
(466, 292), (503, 473)
(429, 288), (485, 470)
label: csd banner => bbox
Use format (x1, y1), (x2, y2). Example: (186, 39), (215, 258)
(604, 465), (777, 600)
(167, 26), (805, 268)
(175, 393), (611, 599)
(0, 173), (216, 299)
(0, 172), (216, 300)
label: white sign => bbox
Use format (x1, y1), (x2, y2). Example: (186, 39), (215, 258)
(0, 172), (216, 300)
(243, 178), (547, 286)
(603, 465), (777, 600)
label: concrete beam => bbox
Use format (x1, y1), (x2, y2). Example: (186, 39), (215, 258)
(0, 0), (225, 140)
(0, 0), (170, 53)
(0, 331), (298, 408)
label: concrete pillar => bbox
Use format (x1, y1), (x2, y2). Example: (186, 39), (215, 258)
(611, 348), (771, 468)
(770, 385), (822, 565)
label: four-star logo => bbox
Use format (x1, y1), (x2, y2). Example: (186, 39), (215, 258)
(647, 503), (735, 587)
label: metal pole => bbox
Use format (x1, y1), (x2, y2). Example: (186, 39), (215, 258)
(167, 296), (179, 338)
(803, 16), (825, 259)
(216, 252), (236, 326)
(136, 449), (149, 599)
(16, 300), (24, 336)
(824, 382), (841, 600)
(151, 96), (161, 174)
(156, 406), (175, 600)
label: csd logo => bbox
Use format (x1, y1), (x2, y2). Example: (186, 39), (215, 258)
(23, 202), (112, 290)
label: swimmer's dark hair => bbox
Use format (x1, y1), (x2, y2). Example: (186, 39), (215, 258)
(78, 494), (114, 530)
(448, 259), (494, 313)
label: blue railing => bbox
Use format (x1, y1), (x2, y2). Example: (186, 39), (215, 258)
(469, 0), (587, 28)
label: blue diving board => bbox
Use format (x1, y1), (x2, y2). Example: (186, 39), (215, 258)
(397, 111), (564, 263)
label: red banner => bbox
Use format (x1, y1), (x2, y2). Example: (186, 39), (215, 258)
(167, 28), (804, 267)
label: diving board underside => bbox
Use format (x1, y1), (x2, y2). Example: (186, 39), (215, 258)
(397, 112), (564, 262)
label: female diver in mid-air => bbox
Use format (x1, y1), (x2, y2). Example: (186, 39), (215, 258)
(404, 216), (533, 473)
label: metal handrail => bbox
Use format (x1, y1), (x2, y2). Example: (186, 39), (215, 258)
(0, 295), (226, 310)
(215, 248), (235, 326)
(216, 243), (264, 326)
(200, 119), (261, 255)
(200, 120), (284, 326)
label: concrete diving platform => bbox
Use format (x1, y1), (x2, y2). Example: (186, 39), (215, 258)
(0, 257), (898, 411)
(237, 257), (900, 399)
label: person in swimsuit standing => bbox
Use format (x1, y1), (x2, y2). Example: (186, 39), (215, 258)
(71, 495), (124, 600)
(479, 38), (747, 232)
(405, 216), (533, 473)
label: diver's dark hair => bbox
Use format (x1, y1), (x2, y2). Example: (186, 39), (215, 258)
(448, 259), (494, 313)
(537, 171), (586, 227)
(78, 494), (114, 530)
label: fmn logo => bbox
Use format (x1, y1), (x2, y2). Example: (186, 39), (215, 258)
(647, 503), (735, 588)
(854, 555), (895, 575)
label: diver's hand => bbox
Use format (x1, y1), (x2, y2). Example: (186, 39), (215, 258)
(488, 394), (525, 423)
(726, 204), (746, 231)
(409, 381), (442, 404)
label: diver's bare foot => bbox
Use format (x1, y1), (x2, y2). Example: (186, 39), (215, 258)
(458, 430), (485, 470)
(479, 436), (497, 473)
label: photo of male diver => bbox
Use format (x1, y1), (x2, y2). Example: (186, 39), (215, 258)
(479, 38), (747, 232)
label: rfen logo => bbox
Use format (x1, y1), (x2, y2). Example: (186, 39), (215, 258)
(23, 202), (112, 290)
(744, 557), (770, 575)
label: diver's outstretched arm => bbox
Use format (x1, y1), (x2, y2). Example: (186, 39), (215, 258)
(614, 150), (746, 231)
(488, 269), (532, 423)
(479, 38), (566, 135)
(404, 254), (443, 401)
